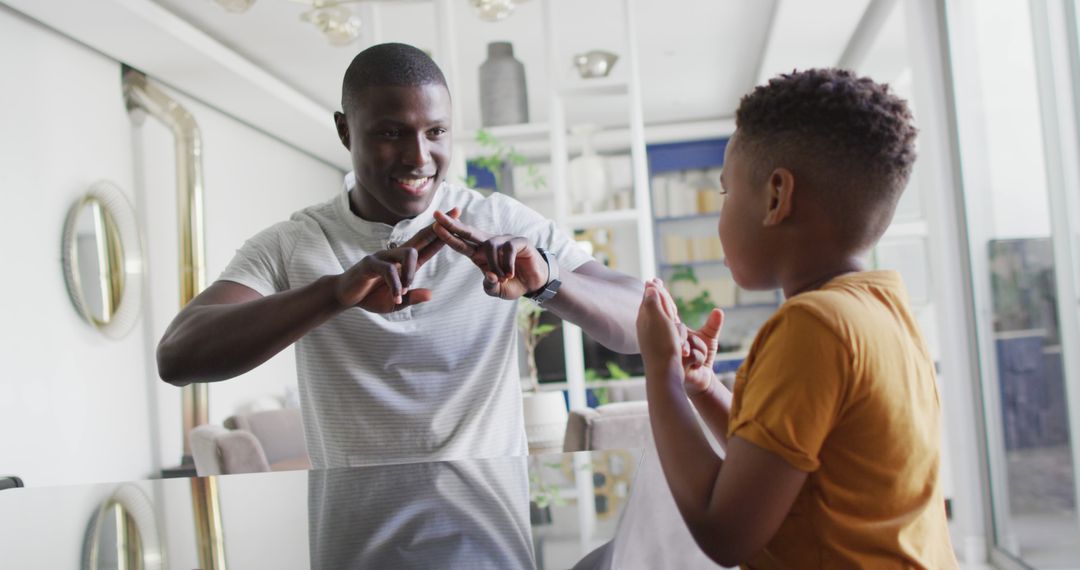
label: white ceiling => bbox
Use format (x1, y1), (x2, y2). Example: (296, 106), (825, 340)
(4, 0), (909, 168)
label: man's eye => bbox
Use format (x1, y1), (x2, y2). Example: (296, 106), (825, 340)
(381, 129), (401, 138)
(428, 127), (447, 137)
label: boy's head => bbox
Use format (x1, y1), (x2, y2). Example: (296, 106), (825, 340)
(334, 43), (452, 225)
(718, 68), (917, 290)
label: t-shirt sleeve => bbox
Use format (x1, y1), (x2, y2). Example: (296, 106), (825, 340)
(216, 221), (296, 296)
(489, 193), (594, 271)
(728, 306), (852, 472)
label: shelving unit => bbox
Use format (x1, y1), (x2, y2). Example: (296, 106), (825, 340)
(437, 0), (655, 415)
(543, 0), (655, 412)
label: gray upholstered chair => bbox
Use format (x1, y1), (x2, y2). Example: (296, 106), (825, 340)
(563, 401), (651, 452)
(190, 408), (311, 476)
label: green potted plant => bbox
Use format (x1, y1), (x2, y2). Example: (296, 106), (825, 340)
(585, 361), (631, 407)
(668, 264), (715, 329)
(517, 300), (568, 454)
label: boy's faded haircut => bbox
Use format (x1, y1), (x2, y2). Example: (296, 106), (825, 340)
(735, 68), (917, 251)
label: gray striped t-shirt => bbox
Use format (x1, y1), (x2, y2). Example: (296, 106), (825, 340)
(219, 181), (592, 468)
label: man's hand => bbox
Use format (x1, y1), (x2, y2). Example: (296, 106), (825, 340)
(335, 208), (460, 313)
(432, 210), (548, 300)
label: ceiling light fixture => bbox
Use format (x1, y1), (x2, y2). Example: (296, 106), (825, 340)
(471, 0), (530, 22)
(210, 0), (364, 46)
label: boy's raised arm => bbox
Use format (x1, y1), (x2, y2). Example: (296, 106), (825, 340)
(637, 282), (808, 566)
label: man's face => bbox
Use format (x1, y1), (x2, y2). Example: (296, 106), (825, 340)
(335, 83), (452, 224)
(718, 132), (778, 290)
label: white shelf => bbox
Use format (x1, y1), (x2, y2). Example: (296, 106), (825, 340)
(567, 208), (641, 227)
(559, 81), (630, 98)
(454, 122), (551, 145)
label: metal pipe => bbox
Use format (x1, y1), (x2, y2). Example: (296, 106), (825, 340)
(123, 68), (225, 570)
(122, 67), (209, 459)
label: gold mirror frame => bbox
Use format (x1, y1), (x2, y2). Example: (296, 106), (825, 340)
(61, 180), (143, 339)
(81, 484), (166, 570)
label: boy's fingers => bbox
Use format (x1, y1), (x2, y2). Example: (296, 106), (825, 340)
(650, 279), (681, 323)
(699, 308), (725, 340)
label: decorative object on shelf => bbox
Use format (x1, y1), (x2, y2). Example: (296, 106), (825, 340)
(471, 0), (529, 21)
(61, 180), (144, 340)
(568, 123), (609, 214)
(209, 0), (363, 46)
(573, 50), (619, 79)
(479, 42), (530, 127)
(574, 228), (616, 268)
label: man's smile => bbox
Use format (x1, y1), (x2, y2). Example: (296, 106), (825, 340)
(391, 175), (435, 196)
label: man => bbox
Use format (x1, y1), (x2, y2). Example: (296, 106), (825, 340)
(157, 43), (643, 468)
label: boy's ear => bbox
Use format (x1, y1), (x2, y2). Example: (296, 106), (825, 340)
(763, 167), (795, 227)
(334, 111), (351, 151)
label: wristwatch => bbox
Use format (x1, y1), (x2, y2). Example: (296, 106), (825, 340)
(526, 247), (561, 305)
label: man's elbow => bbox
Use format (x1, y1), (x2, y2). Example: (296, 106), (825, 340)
(156, 341), (190, 387)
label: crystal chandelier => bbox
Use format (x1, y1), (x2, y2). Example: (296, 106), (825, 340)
(471, 0), (530, 22)
(210, 0), (363, 46)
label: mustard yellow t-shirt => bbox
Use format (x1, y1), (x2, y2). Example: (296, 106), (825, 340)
(728, 271), (957, 569)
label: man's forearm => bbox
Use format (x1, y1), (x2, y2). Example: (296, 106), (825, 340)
(544, 268), (643, 353)
(157, 276), (345, 385)
(690, 377), (733, 448)
(646, 356), (725, 525)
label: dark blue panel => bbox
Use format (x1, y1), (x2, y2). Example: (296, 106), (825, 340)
(466, 162), (497, 189)
(647, 138), (729, 174)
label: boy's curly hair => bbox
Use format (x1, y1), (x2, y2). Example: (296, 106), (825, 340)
(735, 68), (917, 250)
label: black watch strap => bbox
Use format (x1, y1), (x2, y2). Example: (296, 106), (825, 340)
(526, 248), (561, 305)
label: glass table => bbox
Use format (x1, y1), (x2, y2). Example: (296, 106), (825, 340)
(0, 449), (653, 569)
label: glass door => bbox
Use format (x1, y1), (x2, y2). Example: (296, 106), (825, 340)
(945, 0), (1080, 566)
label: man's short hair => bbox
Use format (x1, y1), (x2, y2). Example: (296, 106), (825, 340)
(735, 68), (917, 250)
(341, 42), (448, 112)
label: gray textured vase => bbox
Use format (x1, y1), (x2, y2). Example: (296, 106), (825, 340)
(479, 41), (529, 127)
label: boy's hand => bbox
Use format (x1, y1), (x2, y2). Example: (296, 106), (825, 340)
(432, 210), (548, 300)
(683, 308), (725, 397)
(335, 208), (460, 313)
(636, 282), (682, 364)
(640, 279), (725, 395)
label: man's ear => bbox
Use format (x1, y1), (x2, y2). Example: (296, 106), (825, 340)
(334, 111), (350, 150)
(763, 167), (795, 227)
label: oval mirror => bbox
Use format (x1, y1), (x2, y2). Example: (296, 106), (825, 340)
(61, 181), (143, 339)
(81, 484), (165, 570)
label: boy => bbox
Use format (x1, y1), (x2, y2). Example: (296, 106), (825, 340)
(636, 68), (957, 568)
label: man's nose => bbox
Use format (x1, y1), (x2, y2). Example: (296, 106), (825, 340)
(401, 134), (431, 169)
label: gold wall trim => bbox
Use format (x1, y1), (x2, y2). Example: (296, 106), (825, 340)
(124, 68), (224, 570)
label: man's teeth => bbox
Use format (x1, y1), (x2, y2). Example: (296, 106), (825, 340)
(396, 177), (430, 189)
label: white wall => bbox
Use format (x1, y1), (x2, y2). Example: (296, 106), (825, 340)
(136, 80), (343, 470)
(0, 6), (344, 485)
(0, 6), (156, 488)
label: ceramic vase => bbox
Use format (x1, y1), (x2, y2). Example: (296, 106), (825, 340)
(568, 124), (609, 213)
(479, 41), (529, 127)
